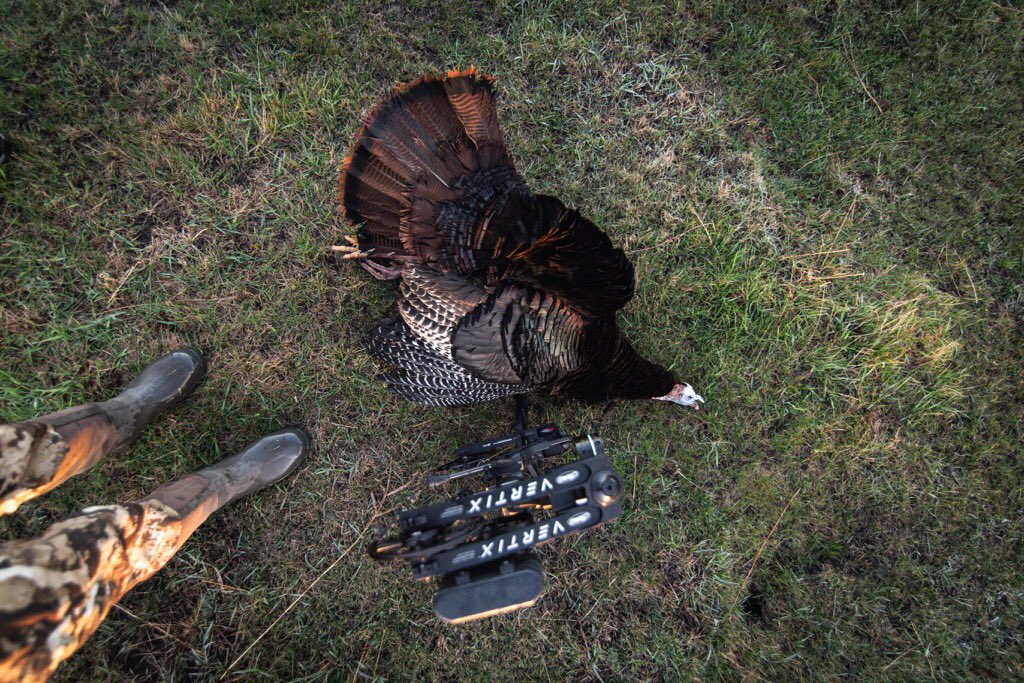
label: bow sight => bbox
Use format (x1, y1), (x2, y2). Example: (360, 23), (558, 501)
(368, 425), (624, 623)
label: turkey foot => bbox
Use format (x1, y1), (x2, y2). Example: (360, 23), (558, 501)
(331, 237), (406, 280)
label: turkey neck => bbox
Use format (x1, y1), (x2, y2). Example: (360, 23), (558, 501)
(559, 319), (676, 402)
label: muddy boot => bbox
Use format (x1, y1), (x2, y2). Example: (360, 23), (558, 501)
(91, 348), (208, 452)
(145, 428), (311, 520)
(0, 349), (207, 515)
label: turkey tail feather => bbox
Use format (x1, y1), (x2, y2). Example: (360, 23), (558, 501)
(442, 69), (508, 155)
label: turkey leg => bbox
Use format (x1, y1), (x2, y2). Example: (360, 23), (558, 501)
(331, 236), (412, 280)
(514, 394), (529, 438)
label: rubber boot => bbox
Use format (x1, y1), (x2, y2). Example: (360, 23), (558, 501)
(144, 428), (311, 521)
(0, 349), (206, 514)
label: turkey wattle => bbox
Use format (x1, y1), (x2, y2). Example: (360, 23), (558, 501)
(336, 68), (702, 410)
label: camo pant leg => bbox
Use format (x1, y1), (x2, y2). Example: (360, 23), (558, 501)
(0, 500), (185, 682)
(0, 410), (118, 516)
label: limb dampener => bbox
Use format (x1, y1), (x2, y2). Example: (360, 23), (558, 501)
(368, 426), (624, 623)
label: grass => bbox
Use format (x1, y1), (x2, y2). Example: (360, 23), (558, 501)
(1, 0), (1022, 679)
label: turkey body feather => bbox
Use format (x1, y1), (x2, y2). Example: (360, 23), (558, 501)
(340, 68), (680, 407)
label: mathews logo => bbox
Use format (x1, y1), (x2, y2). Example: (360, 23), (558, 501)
(467, 477), (555, 514)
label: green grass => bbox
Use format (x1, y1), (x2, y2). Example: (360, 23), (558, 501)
(1, 0), (1022, 680)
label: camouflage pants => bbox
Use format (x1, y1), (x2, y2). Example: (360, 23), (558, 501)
(0, 420), (208, 682)
(0, 407), (118, 517)
(0, 500), (184, 682)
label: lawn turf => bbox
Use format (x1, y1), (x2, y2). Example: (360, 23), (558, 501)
(1, 0), (1022, 680)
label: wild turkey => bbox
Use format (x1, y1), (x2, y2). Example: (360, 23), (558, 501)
(336, 68), (703, 410)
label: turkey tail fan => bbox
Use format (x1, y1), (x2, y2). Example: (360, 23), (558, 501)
(365, 317), (528, 407)
(339, 67), (512, 264)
